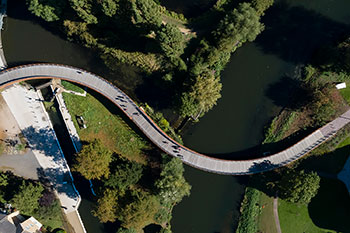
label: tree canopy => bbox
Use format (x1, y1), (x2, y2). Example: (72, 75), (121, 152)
(103, 160), (143, 190)
(155, 155), (191, 205)
(92, 189), (119, 223)
(279, 170), (320, 204)
(11, 181), (44, 215)
(73, 139), (113, 180)
(179, 73), (222, 117)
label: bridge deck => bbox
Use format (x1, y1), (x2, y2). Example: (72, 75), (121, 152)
(0, 64), (349, 175)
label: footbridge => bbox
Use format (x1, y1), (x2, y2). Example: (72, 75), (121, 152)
(1, 63), (349, 175)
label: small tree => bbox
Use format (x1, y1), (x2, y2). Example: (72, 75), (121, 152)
(73, 139), (113, 180)
(279, 170), (320, 204)
(11, 181), (44, 215)
(93, 189), (118, 223)
(0, 173), (8, 203)
(104, 161), (143, 190)
(155, 155), (191, 205)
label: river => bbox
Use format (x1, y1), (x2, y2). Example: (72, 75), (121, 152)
(3, 0), (350, 233)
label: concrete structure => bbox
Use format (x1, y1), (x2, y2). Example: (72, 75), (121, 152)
(2, 84), (85, 233)
(0, 0), (7, 70)
(0, 64), (350, 175)
(0, 211), (41, 233)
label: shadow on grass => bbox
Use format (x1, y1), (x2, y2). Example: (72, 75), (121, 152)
(299, 145), (350, 174)
(308, 178), (350, 232)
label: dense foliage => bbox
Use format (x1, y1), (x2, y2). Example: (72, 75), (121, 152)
(279, 170), (320, 204)
(26, 0), (271, 121)
(90, 154), (190, 231)
(0, 172), (64, 231)
(236, 187), (260, 233)
(72, 139), (113, 180)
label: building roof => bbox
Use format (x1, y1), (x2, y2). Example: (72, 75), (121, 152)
(0, 211), (42, 233)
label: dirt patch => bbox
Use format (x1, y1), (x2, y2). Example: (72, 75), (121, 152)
(0, 94), (27, 155)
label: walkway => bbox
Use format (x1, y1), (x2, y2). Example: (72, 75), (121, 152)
(0, 0), (7, 69)
(273, 197), (282, 233)
(1, 84), (85, 233)
(0, 64), (349, 175)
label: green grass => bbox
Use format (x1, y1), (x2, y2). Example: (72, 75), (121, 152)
(279, 177), (350, 233)
(257, 192), (277, 233)
(62, 90), (150, 164)
(339, 81), (350, 104)
(278, 199), (335, 233)
(263, 111), (298, 144)
(61, 80), (85, 94)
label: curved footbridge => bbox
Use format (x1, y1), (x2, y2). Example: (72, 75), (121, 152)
(1, 63), (350, 175)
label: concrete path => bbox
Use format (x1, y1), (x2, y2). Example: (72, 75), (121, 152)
(1, 84), (85, 233)
(0, 151), (40, 180)
(0, 64), (350, 175)
(51, 85), (82, 152)
(273, 197), (282, 233)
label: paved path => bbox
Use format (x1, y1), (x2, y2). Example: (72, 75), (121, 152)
(273, 197), (282, 233)
(0, 0), (7, 70)
(0, 151), (41, 180)
(0, 64), (350, 175)
(1, 84), (85, 233)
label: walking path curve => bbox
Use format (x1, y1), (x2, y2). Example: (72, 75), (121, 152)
(273, 197), (282, 233)
(0, 63), (350, 175)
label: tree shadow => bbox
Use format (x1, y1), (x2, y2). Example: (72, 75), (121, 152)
(299, 145), (350, 174)
(308, 178), (350, 232)
(255, 0), (350, 64)
(265, 75), (313, 110)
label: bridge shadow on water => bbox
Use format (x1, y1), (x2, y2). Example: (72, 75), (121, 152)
(208, 127), (315, 160)
(255, 0), (350, 64)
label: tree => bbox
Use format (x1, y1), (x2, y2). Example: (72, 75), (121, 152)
(180, 73), (222, 117)
(118, 189), (160, 230)
(213, 3), (264, 51)
(103, 160), (143, 190)
(93, 189), (119, 223)
(279, 170), (320, 204)
(155, 155), (191, 205)
(131, 0), (162, 29)
(11, 181), (44, 215)
(116, 228), (137, 233)
(69, 0), (98, 24)
(156, 23), (186, 59)
(0, 173), (8, 203)
(251, 0), (274, 16)
(73, 139), (113, 180)
(27, 0), (66, 22)
(99, 0), (119, 17)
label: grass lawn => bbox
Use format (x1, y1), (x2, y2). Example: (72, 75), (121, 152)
(62, 89), (151, 164)
(278, 198), (335, 233)
(61, 80), (85, 94)
(339, 82), (350, 104)
(257, 192), (277, 233)
(279, 177), (350, 233)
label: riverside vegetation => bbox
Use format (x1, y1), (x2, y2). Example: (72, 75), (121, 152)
(0, 172), (66, 233)
(236, 36), (350, 233)
(26, 1), (274, 231)
(62, 83), (190, 232)
(26, 0), (273, 121)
